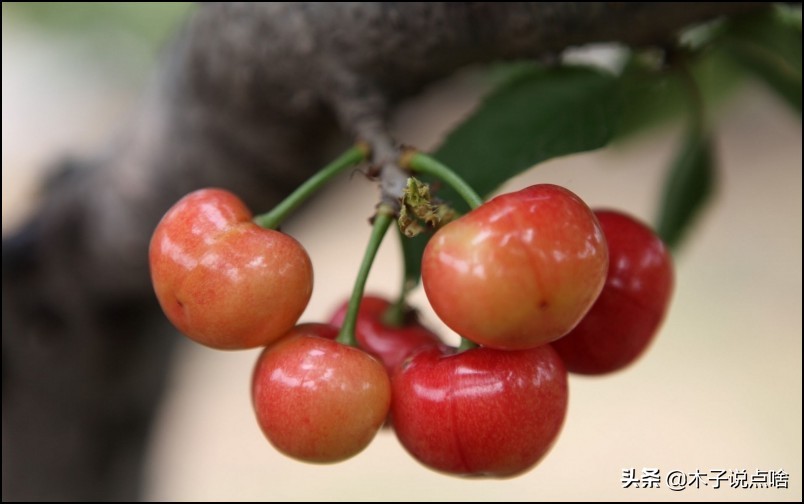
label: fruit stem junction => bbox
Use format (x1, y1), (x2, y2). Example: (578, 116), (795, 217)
(400, 150), (482, 353)
(336, 205), (395, 347)
(254, 143), (370, 229)
(457, 337), (479, 352)
(401, 151), (484, 210)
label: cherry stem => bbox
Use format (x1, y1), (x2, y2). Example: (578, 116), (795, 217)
(336, 205), (395, 347)
(401, 151), (484, 210)
(254, 143), (370, 229)
(458, 337), (479, 352)
(382, 271), (413, 328)
(400, 150), (482, 351)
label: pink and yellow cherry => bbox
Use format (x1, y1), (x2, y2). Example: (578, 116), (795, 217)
(149, 188), (313, 350)
(329, 295), (443, 375)
(422, 184), (608, 350)
(552, 210), (674, 374)
(391, 344), (568, 478)
(251, 323), (391, 463)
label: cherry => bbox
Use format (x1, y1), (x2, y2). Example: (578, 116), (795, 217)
(391, 344), (568, 478)
(251, 323), (391, 463)
(552, 210), (674, 374)
(149, 188), (313, 350)
(329, 295), (443, 375)
(421, 184), (608, 350)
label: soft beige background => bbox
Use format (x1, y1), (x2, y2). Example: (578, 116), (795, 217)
(3, 7), (801, 501)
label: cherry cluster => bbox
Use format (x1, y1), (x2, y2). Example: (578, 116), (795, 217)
(149, 177), (673, 478)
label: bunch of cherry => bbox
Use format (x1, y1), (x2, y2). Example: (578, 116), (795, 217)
(149, 147), (673, 478)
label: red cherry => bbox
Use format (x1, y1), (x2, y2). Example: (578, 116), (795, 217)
(391, 344), (568, 478)
(251, 324), (391, 463)
(422, 184), (608, 350)
(329, 295), (443, 375)
(552, 210), (674, 374)
(149, 188), (313, 350)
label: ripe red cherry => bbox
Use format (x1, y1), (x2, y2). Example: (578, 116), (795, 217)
(329, 295), (443, 375)
(422, 184), (608, 350)
(149, 188), (313, 350)
(391, 344), (568, 478)
(552, 210), (674, 374)
(251, 323), (391, 463)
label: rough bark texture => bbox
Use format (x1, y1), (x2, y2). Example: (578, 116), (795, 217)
(1, 3), (769, 501)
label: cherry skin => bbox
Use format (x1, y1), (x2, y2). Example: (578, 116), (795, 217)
(251, 323), (391, 463)
(552, 210), (674, 374)
(329, 295), (443, 375)
(422, 184), (608, 350)
(149, 188), (313, 350)
(391, 344), (568, 478)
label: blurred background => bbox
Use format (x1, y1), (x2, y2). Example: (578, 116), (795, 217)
(3, 3), (801, 501)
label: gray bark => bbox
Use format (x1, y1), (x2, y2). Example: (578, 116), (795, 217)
(1, 3), (769, 500)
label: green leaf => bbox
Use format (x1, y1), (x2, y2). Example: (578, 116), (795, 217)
(721, 9), (802, 113)
(400, 65), (622, 285)
(435, 66), (621, 209)
(614, 56), (686, 140)
(772, 4), (802, 30)
(614, 49), (745, 141)
(656, 130), (716, 249)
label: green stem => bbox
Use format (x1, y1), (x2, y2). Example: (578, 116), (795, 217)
(336, 206), (395, 347)
(458, 337), (479, 352)
(403, 151), (483, 352)
(254, 143), (369, 229)
(379, 228), (420, 327)
(382, 269), (412, 328)
(403, 152), (484, 210)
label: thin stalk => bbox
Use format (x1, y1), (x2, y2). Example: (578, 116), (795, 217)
(402, 151), (483, 210)
(254, 143), (369, 229)
(400, 150), (483, 352)
(336, 206), (395, 346)
(382, 266), (413, 328)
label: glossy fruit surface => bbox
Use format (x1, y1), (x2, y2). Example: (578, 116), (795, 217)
(329, 295), (443, 375)
(149, 188), (313, 349)
(391, 344), (568, 478)
(552, 210), (674, 374)
(422, 184), (608, 350)
(252, 323), (391, 463)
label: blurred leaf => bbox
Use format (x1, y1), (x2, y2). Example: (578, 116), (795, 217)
(721, 9), (802, 113)
(400, 65), (622, 285)
(614, 48), (745, 140)
(771, 3), (802, 30)
(434, 66), (621, 207)
(679, 18), (727, 52)
(656, 130), (716, 249)
(614, 56), (685, 140)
